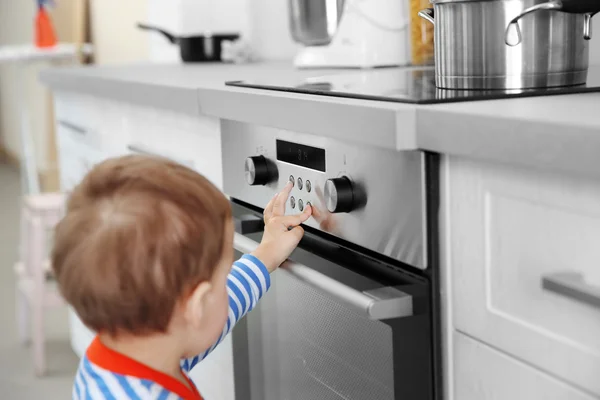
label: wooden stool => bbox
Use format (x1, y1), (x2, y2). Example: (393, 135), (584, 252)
(15, 192), (66, 376)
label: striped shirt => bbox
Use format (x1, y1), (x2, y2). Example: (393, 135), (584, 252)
(72, 254), (270, 400)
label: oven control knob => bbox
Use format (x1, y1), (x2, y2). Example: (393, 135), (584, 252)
(324, 176), (355, 213)
(245, 156), (275, 186)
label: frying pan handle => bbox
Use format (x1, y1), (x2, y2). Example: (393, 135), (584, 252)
(136, 22), (178, 44)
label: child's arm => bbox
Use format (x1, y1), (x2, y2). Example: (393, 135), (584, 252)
(182, 182), (311, 372)
(182, 253), (270, 371)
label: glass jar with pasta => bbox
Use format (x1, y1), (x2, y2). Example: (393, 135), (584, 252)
(409, 0), (434, 65)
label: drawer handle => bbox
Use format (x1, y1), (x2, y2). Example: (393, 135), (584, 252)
(542, 272), (600, 309)
(233, 231), (413, 320)
(127, 144), (193, 168)
(58, 120), (87, 135)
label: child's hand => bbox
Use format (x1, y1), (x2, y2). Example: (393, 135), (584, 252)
(251, 182), (312, 273)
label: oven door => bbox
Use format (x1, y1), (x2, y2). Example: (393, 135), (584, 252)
(230, 201), (433, 400)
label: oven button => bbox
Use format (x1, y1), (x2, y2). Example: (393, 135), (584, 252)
(290, 196), (296, 209)
(298, 199), (304, 211)
(289, 175), (295, 187)
(245, 156), (276, 186)
(297, 177), (303, 190)
(324, 176), (355, 213)
(305, 180), (311, 192)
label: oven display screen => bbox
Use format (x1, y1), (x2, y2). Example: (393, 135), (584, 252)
(276, 140), (326, 172)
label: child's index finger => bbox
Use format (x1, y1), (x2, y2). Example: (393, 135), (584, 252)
(272, 182), (293, 216)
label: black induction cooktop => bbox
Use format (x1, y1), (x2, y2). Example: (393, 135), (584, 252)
(226, 66), (600, 104)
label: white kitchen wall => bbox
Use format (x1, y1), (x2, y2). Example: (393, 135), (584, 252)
(147, 0), (182, 63)
(148, 1), (600, 65)
(246, 0), (299, 60)
(147, 0), (298, 63)
(90, 0), (150, 64)
(180, 0), (250, 34)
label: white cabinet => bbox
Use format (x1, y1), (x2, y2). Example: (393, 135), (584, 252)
(53, 92), (230, 398)
(55, 109), (106, 191)
(443, 156), (600, 398)
(125, 105), (223, 188)
(454, 332), (596, 400)
(54, 92), (132, 160)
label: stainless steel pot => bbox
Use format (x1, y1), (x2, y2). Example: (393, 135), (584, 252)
(418, 0), (600, 90)
(289, 0), (346, 46)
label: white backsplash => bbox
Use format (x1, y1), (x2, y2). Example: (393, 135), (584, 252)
(246, 0), (299, 61)
(147, 1), (600, 65)
(180, 0), (250, 35)
(147, 0), (298, 63)
(147, 0), (183, 63)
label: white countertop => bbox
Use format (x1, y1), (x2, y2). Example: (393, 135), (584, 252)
(40, 62), (600, 179)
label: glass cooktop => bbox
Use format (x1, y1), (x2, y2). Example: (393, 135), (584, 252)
(226, 66), (600, 104)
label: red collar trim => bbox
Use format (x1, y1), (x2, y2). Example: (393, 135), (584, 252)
(86, 336), (203, 400)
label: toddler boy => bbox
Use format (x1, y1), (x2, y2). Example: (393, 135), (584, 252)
(52, 155), (311, 399)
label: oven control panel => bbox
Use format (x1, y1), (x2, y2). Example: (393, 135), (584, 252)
(245, 155), (359, 215)
(221, 119), (428, 269)
(285, 173), (312, 212)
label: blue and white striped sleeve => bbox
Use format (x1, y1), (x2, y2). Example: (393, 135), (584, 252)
(182, 254), (271, 372)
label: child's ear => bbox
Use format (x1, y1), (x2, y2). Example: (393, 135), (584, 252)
(184, 281), (212, 328)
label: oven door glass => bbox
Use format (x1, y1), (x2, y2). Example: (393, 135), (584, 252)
(231, 204), (433, 400)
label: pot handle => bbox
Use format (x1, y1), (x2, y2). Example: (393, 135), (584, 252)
(418, 8), (435, 25)
(584, 13), (595, 40)
(136, 22), (178, 44)
(505, 1), (599, 45)
(505, 1), (563, 46)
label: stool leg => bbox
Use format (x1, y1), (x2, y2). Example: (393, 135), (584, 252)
(16, 289), (31, 345)
(30, 216), (46, 376)
(17, 210), (30, 345)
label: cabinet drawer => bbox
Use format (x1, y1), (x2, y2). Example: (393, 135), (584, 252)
(454, 332), (596, 400)
(56, 119), (102, 152)
(54, 92), (129, 156)
(54, 92), (97, 131)
(126, 107), (222, 187)
(449, 158), (600, 395)
(56, 126), (106, 192)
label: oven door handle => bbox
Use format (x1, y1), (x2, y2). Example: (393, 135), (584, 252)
(233, 232), (413, 320)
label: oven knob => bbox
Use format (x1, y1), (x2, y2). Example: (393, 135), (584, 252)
(245, 156), (275, 186)
(324, 176), (355, 213)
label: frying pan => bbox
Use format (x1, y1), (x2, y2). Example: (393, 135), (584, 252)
(137, 23), (240, 62)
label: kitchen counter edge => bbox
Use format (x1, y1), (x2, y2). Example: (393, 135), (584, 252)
(40, 63), (600, 180)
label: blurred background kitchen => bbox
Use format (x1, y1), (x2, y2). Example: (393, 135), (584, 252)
(0, 0), (297, 190)
(0, 1), (296, 398)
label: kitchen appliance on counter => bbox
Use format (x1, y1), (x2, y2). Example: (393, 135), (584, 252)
(137, 23), (239, 62)
(418, 0), (600, 89)
(290, 0), (416, 68)
(222, 120), (442, 400)
(226, 65), (600, 103)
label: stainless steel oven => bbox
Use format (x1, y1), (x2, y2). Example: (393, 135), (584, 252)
(222, 120), (441, 400)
